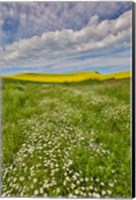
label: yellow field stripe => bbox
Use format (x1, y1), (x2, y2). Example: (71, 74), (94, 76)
(2, 71), (131, 83)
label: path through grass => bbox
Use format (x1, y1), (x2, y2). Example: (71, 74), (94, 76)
(1, 78), (131, 197)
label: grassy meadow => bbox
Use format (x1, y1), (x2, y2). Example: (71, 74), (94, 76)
(1, 75), (131, 197)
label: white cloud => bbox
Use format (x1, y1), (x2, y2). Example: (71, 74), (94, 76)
(1, 10), (132, 73)
(1, 2), (131, 41)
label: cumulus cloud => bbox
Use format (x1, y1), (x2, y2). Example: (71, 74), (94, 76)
(1, 9), (132, 73)
(1, 2), (131, 43)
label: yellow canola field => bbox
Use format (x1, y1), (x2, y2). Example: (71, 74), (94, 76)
(3, 71), (131, 83)
(104, 71), (131, 80)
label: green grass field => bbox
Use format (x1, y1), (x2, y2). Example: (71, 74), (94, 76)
(1, 78), (131, 197)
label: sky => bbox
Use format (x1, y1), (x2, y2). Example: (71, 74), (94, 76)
(0, 2), (132, 75)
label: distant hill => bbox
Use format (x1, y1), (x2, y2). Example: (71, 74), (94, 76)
(2, 71), (131, 83)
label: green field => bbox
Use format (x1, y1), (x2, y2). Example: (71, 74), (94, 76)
(2, 78), (131, 197)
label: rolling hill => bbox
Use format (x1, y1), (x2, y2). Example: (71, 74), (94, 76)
(2, 71), (131, 83)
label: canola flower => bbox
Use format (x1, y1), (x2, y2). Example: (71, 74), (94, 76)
(2, 71), (130, 83)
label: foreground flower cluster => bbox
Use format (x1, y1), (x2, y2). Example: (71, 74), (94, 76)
(2, 79), (131, 197)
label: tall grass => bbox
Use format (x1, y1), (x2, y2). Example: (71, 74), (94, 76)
(2, 78), (131, 197)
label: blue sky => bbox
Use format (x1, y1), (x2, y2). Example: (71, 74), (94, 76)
(1, 2), (132, 75)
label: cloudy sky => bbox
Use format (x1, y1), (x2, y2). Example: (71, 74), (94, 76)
(1, 2), (132, 75)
